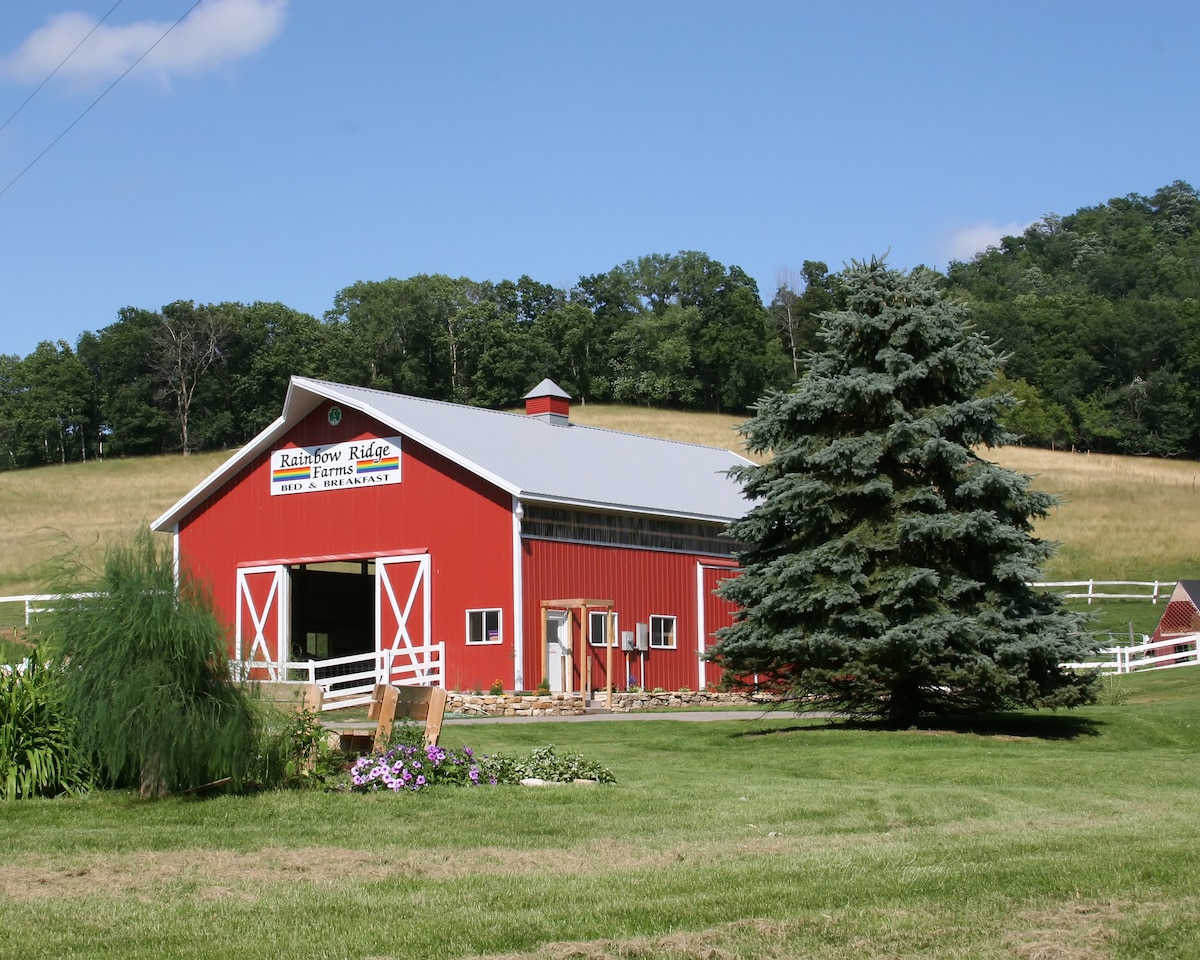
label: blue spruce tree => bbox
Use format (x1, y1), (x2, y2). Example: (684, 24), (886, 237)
(711, 258), (1095, 725)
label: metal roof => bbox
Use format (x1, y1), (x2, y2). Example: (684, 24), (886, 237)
(523, 378), (571, 400)
(152, 377), (753, 531)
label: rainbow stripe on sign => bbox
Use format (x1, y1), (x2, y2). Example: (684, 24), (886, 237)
(272, 465), (311, 483)
(356, 456), (399, 475)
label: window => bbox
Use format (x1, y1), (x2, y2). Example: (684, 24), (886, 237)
(466, 608), (502, 645)
(521, 504), (745, 557)
(589, 610), (618, 647)
(650, 615), (676, 649)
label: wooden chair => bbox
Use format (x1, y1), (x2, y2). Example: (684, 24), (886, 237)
(328, 684), (447, 754)
(394, 684), (448, 747)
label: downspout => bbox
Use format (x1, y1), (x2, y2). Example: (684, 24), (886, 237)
(512, 497), (525, 690)
(695, 562), (706, 692)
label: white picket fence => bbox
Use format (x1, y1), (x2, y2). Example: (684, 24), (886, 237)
(230, 642), (445, 711)
(1032, 580), (1170, 604)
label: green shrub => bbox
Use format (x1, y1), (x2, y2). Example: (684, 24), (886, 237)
(482, 744), (616, 784)
(43, 531), (257, 798)
(0, 657), (90, 800)
(250, 707), (345, 789)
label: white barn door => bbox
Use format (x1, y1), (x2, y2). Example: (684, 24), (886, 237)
(376, 555), (432, 682)
(235, 565), (289, 680)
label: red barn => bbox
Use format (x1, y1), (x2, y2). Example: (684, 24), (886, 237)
(151, 377), (748, 697)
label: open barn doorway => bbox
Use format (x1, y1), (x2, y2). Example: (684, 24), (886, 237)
(289, 560), (375, 665)
(236, 554), (434, 687)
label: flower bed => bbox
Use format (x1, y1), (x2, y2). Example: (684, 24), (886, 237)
(347, 741), (615, 792)
(350, 742), (488, 791)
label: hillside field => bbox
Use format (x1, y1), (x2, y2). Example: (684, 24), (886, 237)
(2, 406), (1197, 631)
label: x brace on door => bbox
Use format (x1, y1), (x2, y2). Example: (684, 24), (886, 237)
(376, 555), (431, 677)
(235, 565), (288, 679)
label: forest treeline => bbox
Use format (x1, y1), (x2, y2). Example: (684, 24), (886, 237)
(3, 180), (1200, 469)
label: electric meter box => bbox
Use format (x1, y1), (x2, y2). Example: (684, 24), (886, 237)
(620, 631), (636, 651)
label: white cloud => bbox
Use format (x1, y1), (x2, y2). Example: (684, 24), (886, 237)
(937, 219), (1032, 265)
(1, 0), (288, 87)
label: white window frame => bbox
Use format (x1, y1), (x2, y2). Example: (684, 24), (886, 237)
(588, 610), (618, 647)
(466, 608), (503, 645)
(649, 614), (677, 649)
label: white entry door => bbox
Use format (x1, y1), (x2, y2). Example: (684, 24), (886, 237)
(546, 610), (569, 693)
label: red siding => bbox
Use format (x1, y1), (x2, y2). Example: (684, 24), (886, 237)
(698, 563), (740, 689)
(525, 395), (569, 418)
(176, 403), (516, 692)
(520, 539), (736, 693)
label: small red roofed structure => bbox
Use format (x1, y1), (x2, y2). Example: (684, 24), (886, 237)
(1149, 580), (1200, 665)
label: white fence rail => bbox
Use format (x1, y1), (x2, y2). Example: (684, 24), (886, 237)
(1063, 632), (1200, 674)
(1033, 580), (1170, 604)
(231, 642), (446, 709)
(4, 588), (1194, 686)
(0, 592), (97, 626)
(3, 644), (448, 700)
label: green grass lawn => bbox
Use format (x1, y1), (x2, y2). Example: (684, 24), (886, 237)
(2, 670), (1198, 959)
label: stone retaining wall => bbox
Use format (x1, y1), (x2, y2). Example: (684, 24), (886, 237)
(601, 690), (753, 712)
(446, 693), (589, 717)
(446, 690), (755, 717)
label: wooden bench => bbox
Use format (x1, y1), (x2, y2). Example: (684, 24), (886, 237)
(324, 683), (448, 754)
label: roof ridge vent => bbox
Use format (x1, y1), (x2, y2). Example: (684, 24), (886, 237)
(523, 379), (571, 426)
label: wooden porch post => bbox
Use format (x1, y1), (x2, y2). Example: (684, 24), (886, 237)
(605, 604), (614, 708)
(540, 601), (548, 690)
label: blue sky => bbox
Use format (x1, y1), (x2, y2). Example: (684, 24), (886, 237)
(1, 0), (1196, 359)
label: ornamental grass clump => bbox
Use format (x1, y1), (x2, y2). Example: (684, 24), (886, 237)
(43, 530), (257, 798)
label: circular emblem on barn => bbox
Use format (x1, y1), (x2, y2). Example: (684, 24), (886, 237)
(327, 406), (343, 426)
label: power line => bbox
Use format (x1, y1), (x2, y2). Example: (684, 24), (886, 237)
(0, 0), (206, 201)
(0, 0), (126, 135)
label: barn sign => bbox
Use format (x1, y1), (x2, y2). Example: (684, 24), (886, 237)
(269, 436), (402, 496)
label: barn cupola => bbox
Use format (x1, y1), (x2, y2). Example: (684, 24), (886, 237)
(523, 379), (572, 426)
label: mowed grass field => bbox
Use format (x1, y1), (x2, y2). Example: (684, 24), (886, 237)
(2, 670), (1198, 959)
(1, 409), (1199, 958)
